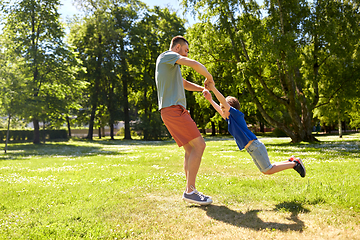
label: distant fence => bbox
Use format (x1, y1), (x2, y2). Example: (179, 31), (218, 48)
(70, 129), (121, 138)
(0, 130), (68, 143)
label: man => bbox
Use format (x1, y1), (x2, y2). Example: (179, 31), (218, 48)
(155, 36), (213, 205)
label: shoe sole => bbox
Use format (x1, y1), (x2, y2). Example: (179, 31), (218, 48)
(296, 157), (306, 177)
(182, 197), (213, 205)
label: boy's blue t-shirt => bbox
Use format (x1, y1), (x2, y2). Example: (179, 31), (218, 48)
(226, 107), (257, 150)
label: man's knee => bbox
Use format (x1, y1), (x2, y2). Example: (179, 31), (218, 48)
(193, 137), (206, 151)
(186, 136), (206, 152)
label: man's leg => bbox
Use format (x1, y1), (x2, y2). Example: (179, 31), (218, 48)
(183, 136), (206, 193)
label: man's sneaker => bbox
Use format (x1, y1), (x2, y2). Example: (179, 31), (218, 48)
(288, 155), (296, 162)
(183, 186), (212, 205)
(293, 157), (306, 177)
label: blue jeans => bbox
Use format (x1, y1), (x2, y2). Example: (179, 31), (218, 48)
(246, 140), (273, 173)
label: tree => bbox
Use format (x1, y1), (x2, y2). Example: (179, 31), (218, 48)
(0, 45), (26, 152)
(313, 53), (360, 137)
(182, 0), (360, 143)
(70, 0), (145, 140)
(2, 0), (74, 144)
(130, 6), (186, 140)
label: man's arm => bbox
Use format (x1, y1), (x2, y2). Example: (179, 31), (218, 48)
(176, 56), (213, 83)
(183, 79), (204, 91)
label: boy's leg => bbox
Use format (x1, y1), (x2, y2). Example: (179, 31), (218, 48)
(247, 140), (304, 176)
(183, 136), (206, 193)
(264, 157), (306, 177)
(263, 161), (296, 175)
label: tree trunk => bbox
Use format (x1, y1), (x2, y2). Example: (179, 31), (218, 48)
(338, 99), (342, 138)
(260, 122), (264, 133)
(211, 121), (216, 136)
(66, 116), (72, 137)
(338, 119), (342, 138)
(5, 113), (11, 153)
(88, 33), (102, 140)
(123, 76), (131, 140)
(110, 124), (114, 140)
(43, 121), (46, 144)
(33, 118), (40, 144)
(87, 104), (96, 140)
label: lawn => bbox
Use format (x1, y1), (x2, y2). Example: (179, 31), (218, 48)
(0, 133), (359, 239)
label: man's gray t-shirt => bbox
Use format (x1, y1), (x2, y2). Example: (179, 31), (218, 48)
(155, 51), (186, 110)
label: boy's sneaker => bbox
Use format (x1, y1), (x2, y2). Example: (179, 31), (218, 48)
(183, 186), (212, 205)
(288, 155), (296, 162)
(293, 157), (306, 178)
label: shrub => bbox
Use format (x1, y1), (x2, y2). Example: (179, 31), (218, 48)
(272, 128), (288, 137)
(0, 130), (68, 142)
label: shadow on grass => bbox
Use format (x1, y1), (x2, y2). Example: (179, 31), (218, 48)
(193, 201), (310, 232)
(89, 138), (177, 146)
(0, 138), (179, 161)
(0, 142), (127, 161)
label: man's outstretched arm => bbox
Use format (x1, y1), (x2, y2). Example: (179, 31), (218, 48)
(176, 56), (213, 82)
(183, 79), (204, 92)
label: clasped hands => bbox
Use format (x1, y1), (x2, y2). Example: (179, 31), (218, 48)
(203, 78), (215, 100)
(204, 78), (215, 91)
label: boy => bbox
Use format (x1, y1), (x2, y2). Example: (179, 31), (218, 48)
(203, 83), (306, 177)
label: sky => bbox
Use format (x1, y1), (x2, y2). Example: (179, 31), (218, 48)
(59, 0), (198, 27)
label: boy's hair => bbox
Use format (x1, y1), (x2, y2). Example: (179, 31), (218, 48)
(170, 36), (189, 49)
(226, 96), (240, 110)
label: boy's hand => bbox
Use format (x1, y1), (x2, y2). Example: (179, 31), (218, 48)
(202, 89), (212, 101)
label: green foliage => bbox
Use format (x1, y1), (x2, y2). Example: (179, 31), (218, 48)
(127, 6), (185, 140)
(67, 0), (184, 140)
(182, 0), (360, 143)
(348, 99), (360, 129)
(1, 0), (80, 143)
(132, 111), (171, 140)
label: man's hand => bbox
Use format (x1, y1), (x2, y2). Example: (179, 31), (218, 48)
(202, 89), (212, 101)
(204, 78), (215, 91)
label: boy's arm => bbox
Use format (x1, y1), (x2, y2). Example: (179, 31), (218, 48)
(203, 90), (227, 120)
(209, 84), (231, 112)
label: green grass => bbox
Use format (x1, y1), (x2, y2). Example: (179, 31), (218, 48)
(0, 134), (359, 239)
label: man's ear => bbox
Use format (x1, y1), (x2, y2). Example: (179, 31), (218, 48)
(174, 43), (181, 52)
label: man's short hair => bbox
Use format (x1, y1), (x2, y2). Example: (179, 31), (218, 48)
(226, 96), (240, 110)
(170, 36), (189, 49)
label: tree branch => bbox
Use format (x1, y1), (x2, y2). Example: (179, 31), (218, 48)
(314, 79), (349, 109)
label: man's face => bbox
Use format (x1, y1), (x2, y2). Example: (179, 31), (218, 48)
(178, 43), (189, 57)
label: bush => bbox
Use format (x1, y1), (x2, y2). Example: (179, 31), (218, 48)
(272, 128), (288, 137)
(132, 111), (171, 140)
(116, 128), (138, 138)
(0, 130), (68, 142)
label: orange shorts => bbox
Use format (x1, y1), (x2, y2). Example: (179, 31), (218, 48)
(161, 105), (201, 147)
